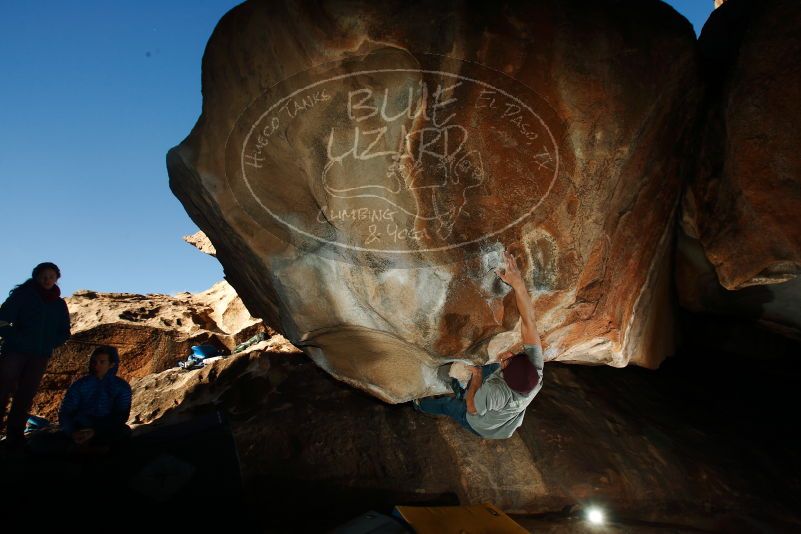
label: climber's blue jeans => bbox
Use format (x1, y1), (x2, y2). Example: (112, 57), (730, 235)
(416, 363), (500, 436)
(417, 396), (478, 434)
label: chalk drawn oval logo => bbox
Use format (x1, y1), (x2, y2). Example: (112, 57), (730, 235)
(226, 50), (562, 266)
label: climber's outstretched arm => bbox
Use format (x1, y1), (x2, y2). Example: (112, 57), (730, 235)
(495, 250), (541, 347)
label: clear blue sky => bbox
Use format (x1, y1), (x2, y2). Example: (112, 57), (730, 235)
(0, 1), (713, 298)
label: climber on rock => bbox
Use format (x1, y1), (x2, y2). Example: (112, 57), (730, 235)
(413, 250), (544, 439)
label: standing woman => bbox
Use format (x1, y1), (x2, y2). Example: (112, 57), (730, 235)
(0, 262), (71, 449)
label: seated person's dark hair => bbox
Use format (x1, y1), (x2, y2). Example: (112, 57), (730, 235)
(89, 345), (118, 370)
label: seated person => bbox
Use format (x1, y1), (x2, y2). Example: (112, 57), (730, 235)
(59, 345), (132, 451)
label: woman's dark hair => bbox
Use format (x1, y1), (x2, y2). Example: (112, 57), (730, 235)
(8, 262), (62, 296)
(32, 262), (61, 280)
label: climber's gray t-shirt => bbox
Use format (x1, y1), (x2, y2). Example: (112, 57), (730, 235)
(466, 344), (544, 439)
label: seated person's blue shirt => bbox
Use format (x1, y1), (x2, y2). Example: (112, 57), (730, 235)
(59, 374), (132, 435)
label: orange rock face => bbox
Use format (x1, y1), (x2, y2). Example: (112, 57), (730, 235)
(168, 0), (701, 402)
(129, 334), (299, 427)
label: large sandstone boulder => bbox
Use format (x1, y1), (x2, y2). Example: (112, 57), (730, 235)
(678, 0), (801, 339)
(33, 281), (270, 420)
(168, 0), (701, 402)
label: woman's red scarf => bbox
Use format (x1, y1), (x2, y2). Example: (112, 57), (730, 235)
(37, 284), (61, 302)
